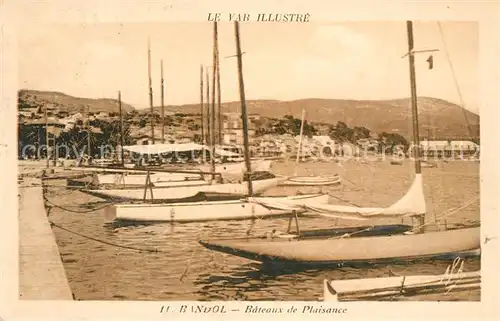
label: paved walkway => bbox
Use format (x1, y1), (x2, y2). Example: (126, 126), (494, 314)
(18, 177), (73, 300)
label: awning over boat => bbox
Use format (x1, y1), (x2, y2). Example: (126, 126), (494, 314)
(123, 143), (203, 154)
(122, 143), (241, 157)
(250, 174), (427, 220)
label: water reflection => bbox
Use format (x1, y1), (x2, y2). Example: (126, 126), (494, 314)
(193, 256), (480, 301)
(46, 161), (480, 301)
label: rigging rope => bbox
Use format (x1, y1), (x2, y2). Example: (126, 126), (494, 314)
(437, 22), (476, 140)
(322, 195), (480, 240)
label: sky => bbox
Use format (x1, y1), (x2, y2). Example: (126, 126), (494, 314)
(18, 21), (479, 113)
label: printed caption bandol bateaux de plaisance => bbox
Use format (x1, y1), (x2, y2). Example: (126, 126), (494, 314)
(160, 304), (347, 315)
(208, 13), (311, 22)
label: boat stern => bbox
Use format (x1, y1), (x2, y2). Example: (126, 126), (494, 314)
(104, 204), (117, 221)
(323, 279), (339, 302)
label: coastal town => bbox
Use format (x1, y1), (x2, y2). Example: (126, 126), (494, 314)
(17, 88), (479, 165)
(16, 20), (481, 304)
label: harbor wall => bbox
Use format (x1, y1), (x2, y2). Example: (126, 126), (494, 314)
(18, 176), (73, 300)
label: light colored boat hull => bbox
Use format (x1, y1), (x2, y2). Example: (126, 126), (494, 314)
(106, 194), (330, 222)
(199, 227), (480, 265)
(323, 270), (481, 301)
(199, 159), (272, 175)
(97, 172), (203, 185)
(99, 180), (210, 189)
(280, 176), (341, 186)
(82, 177), (282, 201)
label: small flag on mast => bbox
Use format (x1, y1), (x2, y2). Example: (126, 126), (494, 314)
(426, 55), (434, 70)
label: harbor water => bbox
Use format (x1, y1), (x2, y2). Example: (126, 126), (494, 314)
(44, 159), (480, 301)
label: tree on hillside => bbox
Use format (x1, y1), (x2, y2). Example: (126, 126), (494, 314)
(352, 126), (371, 140)
(378, 132), (409, 154)
(328, 121), (354, 142)
(281, 115), (316, 137)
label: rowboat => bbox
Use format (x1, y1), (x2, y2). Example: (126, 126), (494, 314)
(421, 160), (438, 168)
(279, 175), (341, 187)
(323, 269), (480, 301)
(81, 176), (283, 201)
(104, 193), (330, 222)
(390, 159), (404, 165)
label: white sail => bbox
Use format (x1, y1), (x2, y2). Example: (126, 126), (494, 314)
(250, 174), (426, 220)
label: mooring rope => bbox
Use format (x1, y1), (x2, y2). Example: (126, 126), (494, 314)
(179, 240), (203, 282)
(43, 194), (116, 213)
(49, 221), (163, 253)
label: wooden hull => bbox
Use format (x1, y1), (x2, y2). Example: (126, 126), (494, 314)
(199, 227), (480, 266)
(323, 270), (481, 301)
(81, 177), (282, 201)
(105, 194), (330, 222)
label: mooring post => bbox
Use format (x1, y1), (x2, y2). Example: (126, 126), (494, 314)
(293, 210), (300, 235)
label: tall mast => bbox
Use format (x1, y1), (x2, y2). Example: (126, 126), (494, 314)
(118, 91), (125, 166)
(147, 38), (155, 144)
(160, 60), (165, 144)
(205, 67), (210, 149)
(216, 32), (222, 145)
(86, 105), (91, 162)
(296, 108), (306, 164)
(234, 21), (253, 196)
(406, 21), (422, 174)
(210, 22), (218, 178)
(200, 65), (204, 145)
(45, 106), (49, 169)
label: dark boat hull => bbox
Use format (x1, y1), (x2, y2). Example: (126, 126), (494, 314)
(199, 227), (480, 267)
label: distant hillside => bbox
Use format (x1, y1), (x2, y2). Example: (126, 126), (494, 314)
(151, 97), (479, 140)
(18, 89), (136, 114)
(18, 89), (479, 140)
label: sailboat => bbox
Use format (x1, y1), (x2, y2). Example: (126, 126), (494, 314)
(91, 144), (272, 188)
(82, 174), (283, 202)
(279, 108), (342, 187)
(101, 21), (329, 222)
(198, 21), (480, 265)
(80, 35), (277, 198)
(87, 40), (272, 191)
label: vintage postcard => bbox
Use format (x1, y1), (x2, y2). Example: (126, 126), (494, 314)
(1, 0), (499, 320)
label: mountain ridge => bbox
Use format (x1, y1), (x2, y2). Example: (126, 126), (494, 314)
(18, 89), (479, 140)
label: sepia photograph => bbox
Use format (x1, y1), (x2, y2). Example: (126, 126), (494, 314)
(14, 19), (482, 303)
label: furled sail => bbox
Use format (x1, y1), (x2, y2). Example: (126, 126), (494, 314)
(249, 174), (426, 220)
